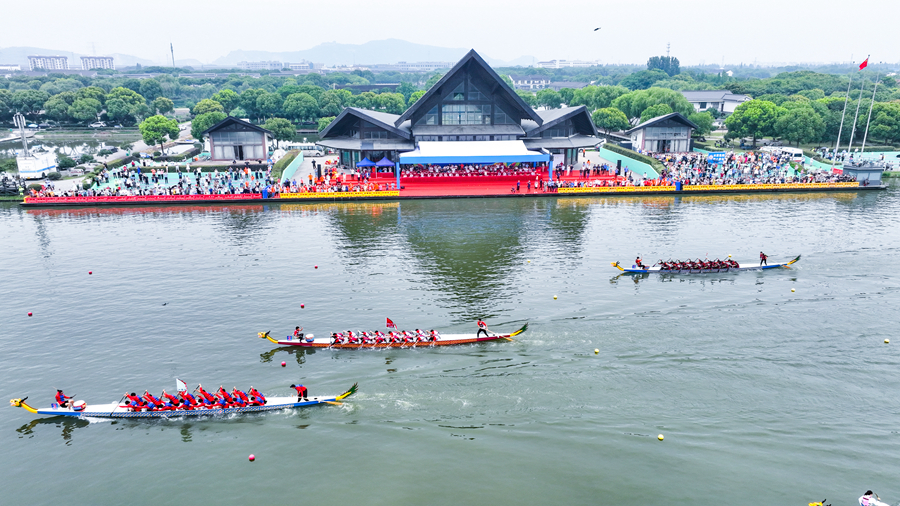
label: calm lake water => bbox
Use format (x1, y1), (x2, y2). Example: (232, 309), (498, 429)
(2, 186), (899, 505)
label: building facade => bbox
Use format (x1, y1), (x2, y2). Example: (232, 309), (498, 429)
(508, 74), (551, 90)
(201, 117), (272, 161)
(626, 112), (697, 154)
(0, 64), (21, 71)
(28, 55), (68, 71)
(286, 61), (323, 70)
(81, 56), (115, 70)
(237, 61), (283, 71)
(318, 50), (600, 168)
(536, 59), (601, 69)
(681, 90), (751, 115)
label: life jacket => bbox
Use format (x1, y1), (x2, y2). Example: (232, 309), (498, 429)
(293, 385), (307, 396)
(217, 389), (234, 403)
(55, 391), (69, 404)
(234, 390), (249, 403)
(126, 394), (144, 409)
(198, 388), (216, 404)
(249, 389), (266, 404)
(163, 392), (179, 404)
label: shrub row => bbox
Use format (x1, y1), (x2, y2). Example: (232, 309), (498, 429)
(272, 150), (300, 180)
(603, 142), (667, 174)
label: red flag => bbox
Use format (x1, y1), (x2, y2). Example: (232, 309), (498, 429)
(859, 57), (868, 71)
(386, 318), (396, 329)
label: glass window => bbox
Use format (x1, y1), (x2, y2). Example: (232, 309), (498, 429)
(415, 106), (439, 126)
(468, 80), (488, 101)
(448, 82), (465, 101)
(495, 105), (514, 125)
(442, 104), (491, 125)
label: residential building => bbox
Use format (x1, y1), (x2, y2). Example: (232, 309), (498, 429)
(626, 112), (697, 153)
(318, 49), (600, 168)
(508, 75), (551, 90)
(236, 61), (284, 71)
(81, 56), (115, 70)
(0, 64), (21, 71)
(536, 59), (601, 69)
(201, 117), (273, 161)
(286, 61), (323, 70)
(681, 90), (751, 115)
(28, 55), (68, 71)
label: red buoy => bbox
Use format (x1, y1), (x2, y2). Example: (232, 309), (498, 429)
(300, 304), (305, 308)
(27, 312), (32, 317)
(249, 454), (255, 462)
(281, 361), (286, 367)
(88, 271), (92, 275)
(314, 265), (318, 269)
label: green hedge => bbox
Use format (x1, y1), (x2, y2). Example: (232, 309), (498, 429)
(602, 142), (667, 174)
(272, 150), (299, 180)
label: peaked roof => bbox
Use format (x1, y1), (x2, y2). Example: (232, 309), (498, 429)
(318, 107), (412, 140)
(626, 112), (699, 134)
(201, 116), (273, 137)
(394, 49), (543, 126)
(525, 106), (598, 137)
(681, 90), (751, 102)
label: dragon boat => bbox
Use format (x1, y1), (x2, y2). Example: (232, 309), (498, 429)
(258, 324), (528, 349)
(9, 384), (357, 419)
(611, 255), (800, 274)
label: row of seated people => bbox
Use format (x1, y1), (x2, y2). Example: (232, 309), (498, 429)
(656, 259), (740, 270)
(331, 329), (440, 345)
(123, 385), (267, 411)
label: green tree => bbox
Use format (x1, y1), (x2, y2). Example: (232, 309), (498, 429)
(153, 97), (174, 115)
(240, 89), (266, 119)
(317, 89), (345, 116)
(263, 117), (295, 146)
(407, 90), (426, 107)
(139, 79), (163, 101)
(374, 92), (405, 114)
(76, 86), (107, 105)
(11, 90), (51, 116)
(647, 56), (681, 77)
(870, 103), (900, 143)
(318, 116), (336, 132)
(68, 98), (103, 124)
(57, 154), (77, 169)
(190, 111), (227, 140)
(43, 92), (76, 122)
(425, 72), (444, 89)
(211, 89), (241, 113)
(725, 100), (782, 147)
(570, 85), (629, 111)
(558, 88), (575, 106)
(688, 111), (715, 137)
(501, 75), (515, 89)
(619, 69), (669, 90)
(139, 114), (180, 154)
(282, 92), (319, 122)
(229, 106), (248, 118)
(591, 107), (630, 135)
(639, 103), (673, 124)
(105, 87), (146, 125)
(397, 82), (417, 102)
(536, 89), (562, 109)
(256, 92), (283, 120)
(192, 98), (224, 115)
(611, 87), (694, 121)
(516, 90), (537, 108)
(774, 106), (825, 146)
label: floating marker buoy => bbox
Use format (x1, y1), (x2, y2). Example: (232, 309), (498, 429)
(281, 361), (286, 367)
(27, 312), (32, 317)
(885, 339), (890, 344)
(791, 288), (795, 292)
(658, 434), (664, 441)
(88, 271), (92, 275)
(728, 254), (732, 258)
(314, 265), (318, 269)
(594, 349), (599, 354)
(527, 260), (531, 263)
(249, 454), (255, 462)
(553, 295), (557, 300)
(300, 304), (305, 308)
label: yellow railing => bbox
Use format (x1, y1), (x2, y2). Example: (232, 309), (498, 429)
(279, 191), (400, 199)
(557, 182), (859, 194)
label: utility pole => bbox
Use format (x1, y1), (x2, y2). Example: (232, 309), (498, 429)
(170, 43), (175, 68)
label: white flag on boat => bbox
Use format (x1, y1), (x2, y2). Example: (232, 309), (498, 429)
(176, 379), (187, 392)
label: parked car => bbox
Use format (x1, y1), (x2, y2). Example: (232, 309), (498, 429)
(27, 123), (38, 128)
(89, 122), (106, 128)
(68, 168), (84, 176)
(38, 123), (51, 129)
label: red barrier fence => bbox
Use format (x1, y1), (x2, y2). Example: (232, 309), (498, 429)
(25, 194), (263, 204)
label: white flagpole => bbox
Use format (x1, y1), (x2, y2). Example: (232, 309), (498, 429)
(834, 74), (853, 159)
(847, 55), (869, 154)
(861, 77), (879, 153)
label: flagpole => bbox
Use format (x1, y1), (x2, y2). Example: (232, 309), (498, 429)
(861, 77), (879, 153)
(834, 74), (853, 159)
(847, 55), (869, 154)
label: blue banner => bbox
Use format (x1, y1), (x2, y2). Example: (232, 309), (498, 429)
(707, 152), (727, 163)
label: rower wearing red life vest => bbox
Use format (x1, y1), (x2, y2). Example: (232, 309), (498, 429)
(179, 391), (198, 409)
(476, 319), (489, 338)
(248, 387), (266, 406)
(143, 391), (164, 410)
(55, 389), (74, 408)
(216, 386), (234, 405)
(760, 251), (768, 266)
(290, 384), (308, 401)
(197, 385), (216, 406)
(292, 326), (303, 340)
(162, 390), (180, 405)
(635, 255), (646, 269)
(124, 392), (146, 411)
(430, 330), (440, 342)
(232, 388), (250, 404)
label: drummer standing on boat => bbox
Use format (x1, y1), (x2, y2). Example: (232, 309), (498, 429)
(759, 251), (768, 266)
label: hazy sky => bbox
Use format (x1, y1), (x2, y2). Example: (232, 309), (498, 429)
(3, 0), (896, 65)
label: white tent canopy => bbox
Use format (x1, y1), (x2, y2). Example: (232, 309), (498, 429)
(399, 140), (549, 165)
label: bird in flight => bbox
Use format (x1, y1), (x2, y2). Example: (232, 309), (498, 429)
(594, 27), (601, 31)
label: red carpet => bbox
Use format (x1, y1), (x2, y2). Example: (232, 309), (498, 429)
(357, 171), (623, 197)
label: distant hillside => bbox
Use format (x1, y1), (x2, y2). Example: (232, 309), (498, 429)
(0, 47), (154, 67)
(213, 39), (534, 68)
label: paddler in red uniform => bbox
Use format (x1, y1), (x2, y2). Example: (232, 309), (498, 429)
(248, 387), (266, 406)
(197, 384), (217, 407)
(476, 319), (489, 338)
(216, 386), (235, 406)
(55, 389), (74, 408)
(290, 384), (308, 401)
(759, 251), (768, 265)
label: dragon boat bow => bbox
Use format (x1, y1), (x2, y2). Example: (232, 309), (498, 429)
(611, 255), (800, 274)
(259, 324), (528, 349)
(10, 384), (357, 419)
